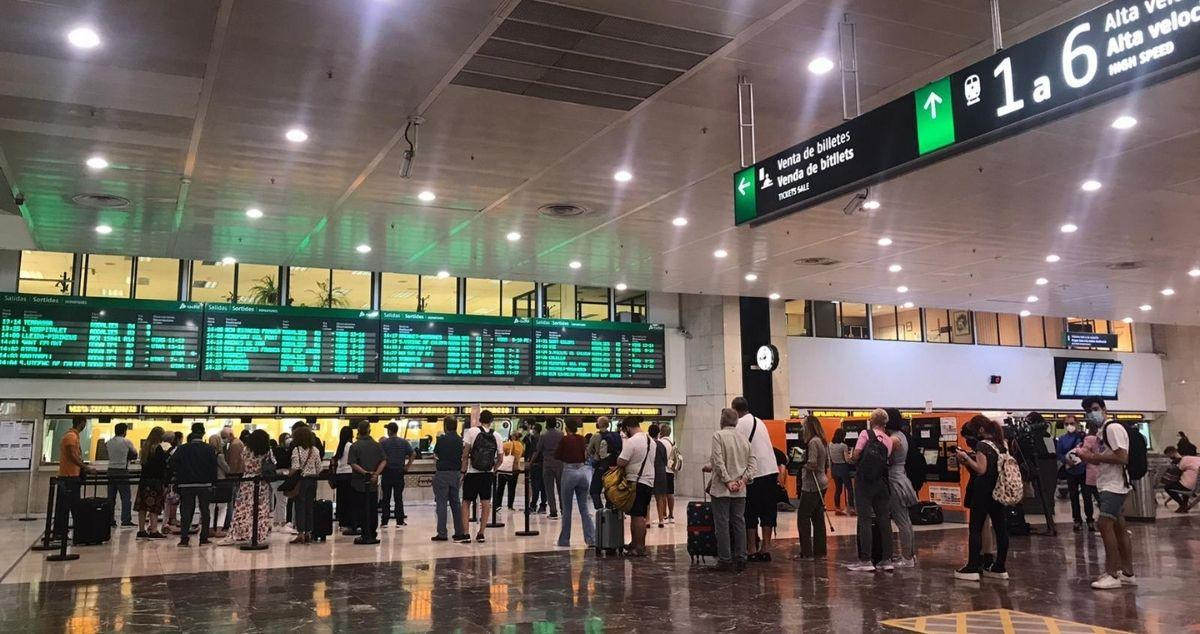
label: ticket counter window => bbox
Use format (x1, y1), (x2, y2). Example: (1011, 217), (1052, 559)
(84, 255), (133, 298)
(543, 284), (577, 319)
(924, 308), (972, 344)
(134, 257), (180, 300)
(18, 250), (75, 295)
(785, 300), (809, 336)
(191, 260), (235, 303)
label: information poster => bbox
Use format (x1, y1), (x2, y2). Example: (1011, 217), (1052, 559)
(0, 293), (202, 380)
(532, 319), (666, 388)
(0, 420), (35, 470)
(202, 303), (378, 382)
(379, 312), (531, 384)
(928, 484), (962, 508)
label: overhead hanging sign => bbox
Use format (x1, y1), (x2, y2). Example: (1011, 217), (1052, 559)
(1063, 331), (1118, 349)
(734, 0), (1200, 225)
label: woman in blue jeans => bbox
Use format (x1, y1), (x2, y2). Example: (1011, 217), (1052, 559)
(555, 419), (596, 547)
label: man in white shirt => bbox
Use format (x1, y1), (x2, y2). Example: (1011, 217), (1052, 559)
(460, 410), (502, 543)
(1076, 397), (1135, 590)
(617, 416), (657, 557)
(659, 423), (678, 524)
(105, 422), (137, 527)
(733, 397), (782, 562)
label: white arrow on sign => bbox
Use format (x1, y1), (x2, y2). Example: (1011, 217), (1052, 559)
(924, 91), (943, 119)
(738, 176), (751, 196)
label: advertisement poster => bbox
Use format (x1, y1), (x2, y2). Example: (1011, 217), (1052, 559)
(928, 485), (962, 508)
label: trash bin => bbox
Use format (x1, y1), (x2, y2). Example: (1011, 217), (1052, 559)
(1123, 476), (1158, 522)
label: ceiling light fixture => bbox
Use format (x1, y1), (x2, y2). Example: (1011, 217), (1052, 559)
(877, 237), (893, 246)
(418, 190), (436, 202)
(245, 207), (263, 219)
(285, 128), (309, 143)
(506, 231), (521, 242)
(1122, 317), (1134, 323)
(1139, 304), (1152, 311)
(1020, 310), (1032, 317)
(436, 270), (450, 279)
(744, 273), (758, 282)
(672, 216), (688, 227)
(615, 283), (628, 291)
(221, 256), (237, 265)
(613, 170), (633, 183)
(768, 293), (781, 300)
(67, 26), (101, 49)
(1081, 179), (1102, 192)
(356, 244), (372, 254)
(807, 56), (835, 74)
(94, 224), (112, 235)
(1111, 115), (1138, 130)
(85, 156), (108, 170)
(1026, 295), (1039, 303)
(1036, 277), (1048, 286)
(1060, 223), (1078, 233)
(1045, 254), (1061, 263)
(568, 260), (582, 270)
(888, 264), (902, 273)
(1190, 268), (1200, 277)
(902, 301), (914, 309)
(713, 249), (728, 259)
(897, 285), (908, 293)
(1161, 288), (1175, 296)
(862, 200), (881, 211)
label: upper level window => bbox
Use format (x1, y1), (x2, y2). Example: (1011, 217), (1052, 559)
(615, 289), (647, 323)
(133, 257), (179, 300)
(289, 267), (334, 307)
(237, 264), (280, 305)
(504, 281), (537, 317)
(1021, 315), (1046, 348)
(420, 274), (457, 314)
(872, 304), (898, 340)
(465, 278), (501, 316)
(332, 269), (372, 310)
(18, 251), (74, 295)
(380, 273), (420, 312)
(785, 300), (810, 336)
(190, 260), (234, 303)
(83, 255), (132, 298)
(577, 286), (610, 321)
(924, 308), (973, 344)
(543, 284), (576, 319)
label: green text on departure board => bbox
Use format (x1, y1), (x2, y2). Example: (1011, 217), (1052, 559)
(379, 313), (532, 384)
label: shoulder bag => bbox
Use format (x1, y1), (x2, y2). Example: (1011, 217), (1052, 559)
(603, 437), (652, 512)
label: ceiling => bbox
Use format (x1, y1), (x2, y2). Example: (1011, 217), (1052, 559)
(3, 0), (1199, 325)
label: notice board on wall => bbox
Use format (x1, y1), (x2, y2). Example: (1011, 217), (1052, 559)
(0, 420), (35, 470)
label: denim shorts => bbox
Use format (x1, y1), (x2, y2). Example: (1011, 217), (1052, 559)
(1097, 491), (1127, 520)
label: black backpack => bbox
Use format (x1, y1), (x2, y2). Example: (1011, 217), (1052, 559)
(856, 430), (889, 485)
(469, 429), (498, 471)
(1104, 421), (1147, 482)
(903, 431), (927, 493)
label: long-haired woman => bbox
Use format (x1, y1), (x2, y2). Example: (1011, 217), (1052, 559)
(954, 415), (1010, 581)
(828, 428), (855, 515)
(331, 425), (358, 535)
(795, 415), (829, 558)
(134, 426), (168, 539)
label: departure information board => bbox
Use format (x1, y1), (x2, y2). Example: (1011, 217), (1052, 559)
(1055, 357), (1123, 399)
(380, 312), (532, 384)
(0, 293), (202, 379)
(532, 319), (666, 388)
(735, 0), (1200, 225)
(202, 304), (378, 382)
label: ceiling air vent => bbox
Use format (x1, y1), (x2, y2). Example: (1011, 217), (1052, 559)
(794, 257), (840, 266)
(71, 193), (130, 209)
(1105, 261), (1145, 271)
(537, 203), (590, 219)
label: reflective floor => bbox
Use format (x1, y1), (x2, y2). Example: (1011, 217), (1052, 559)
(0, 512), (1194, 632)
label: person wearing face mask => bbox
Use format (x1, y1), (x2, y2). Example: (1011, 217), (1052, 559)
(1055, 414), (1093, 531)
(1074, 397), (1135, 590)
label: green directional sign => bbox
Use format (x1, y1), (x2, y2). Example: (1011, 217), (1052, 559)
(914, 77), (955, 155)
(733, 166), (756, 225)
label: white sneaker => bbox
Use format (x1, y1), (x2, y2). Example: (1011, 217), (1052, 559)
(877, 562), (895, 572)
(954, 567), (981, 581)
(1091, 574), (1122, 590)
(982, 568), (1010, 580)
(1118, 572), (1137, 586)
(847, 562), (877, 572)
(894, 557), (917, 569)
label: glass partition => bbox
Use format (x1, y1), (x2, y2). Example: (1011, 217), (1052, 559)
(924, 308), (973, 344)
(133, 257), (179, 300)
(614, 289), (647, 322)
(577, 286), (610, 321)
(465, 278), (501, 316)
(975, 312), (999, 345)
(237, 264), (280, 305)
(543, 283), (577, 319)
(1043, 316), (1066, 348)
(897, 305), (922, 341)
(871, 304), (898, 340)
(785, 300), (810, 336)
(1111, 320), (1134, 352)
(18, 251), (75, 295)
(289, 267), (335, 307)
(381, 273), (421, 312)
(503, 281), (538, 317)
(332, 269), (372, 310)
(420, 274), (458, 313)
(840, 303), (869, 339)
(190, 260), (235, 303)
(83, 255), (132, 298)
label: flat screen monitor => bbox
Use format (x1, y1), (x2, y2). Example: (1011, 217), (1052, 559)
(1054, 357), (1123, 399)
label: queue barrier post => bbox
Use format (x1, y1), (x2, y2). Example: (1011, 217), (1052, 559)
(32, 476), (61, 551)
(514, 469), (538, 537)
(240, 476), (269, 551)
(46, 475), (79, 562)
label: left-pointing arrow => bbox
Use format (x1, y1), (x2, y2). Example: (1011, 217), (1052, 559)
(738, 176), (750, 196)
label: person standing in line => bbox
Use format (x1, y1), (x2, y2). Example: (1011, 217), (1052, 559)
(953, 415), (1010, 581)
(526, 423), (546, 513)
(272, 432), (292, 532)
(555, 418), (596, 547)
(616, 417), (657, 557)
(494, 428), (523, 511)
(659, 423), (679, 524)
(732, 397), (782, 562)
(54, 418), (89, 543)
(795, 415), (829, 559)
(288, 426), (322, 544)
(431, 416), (467, 542)
(135, 426), (169, 539)
(1056, 414), (1093, 531)
(171, 432), (217, 547)
(330, 425), (359, 536)
(105, 422), (137, 528)
(208, 434), (231, 538)
(219, 427), (245, 534)
(885, 409), (918, 568)
(380, 422), (415, 528)
(162, 432), (183, 534)
(847, 408), (894, 572)
(588, 417), (622, 510)
(538, 419), (565, 519)
(649, 424), (670, 528)
(220, 430), (273, 546)
(706, 408), (756, 571)
(1075, 397), (1136, 590)
(348, 420), (387, 545)
(460, 411), (501, 543)
(828, 428), (855, 516)
(1080, 419), (1102, 532)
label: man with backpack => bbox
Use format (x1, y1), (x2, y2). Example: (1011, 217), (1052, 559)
(460, 410), (501, 543)
(847, 408), (894, 572)
(1076, 396), (1141, 590)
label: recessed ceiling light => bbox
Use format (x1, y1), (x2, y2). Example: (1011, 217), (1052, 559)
(1081, 179), (1102, 192)
(615, 283), (628, 291)
(506, 231), (521, 242)
(1161, 288), (1175, 296)
(94, 224), (112, 235)
(902, 301), (914, 309)
(1190, 268), (1200, 277)
(896, 285), (908, 293)
(436, 270), (450, 279)
(245, 207), (263, 219)
(807, 56), (835, 74)
(1060, 223), (1078, 233)
(862, 200), (881, 211)
(418, 190), (436, 202)
(768, 293), (781, 300)
(356, 244), (372, 254)
(1026, 295), (1039, 303)
(713, 249), (728, 259)
(877, 237), (893, 246)
(1045, 254), (1061, 263)
(1111, 115), (1138, 130)
(672, 216), (688, 227)
(1019, 310), (1032, 317)
(568, 260), (582, 270)
(67, 26), (101, 49)
(613, 170), (633, 183)
(1139, 304), (1152, 311)
(285, 128), (309, 143)
(1036, 277), (1048, 285)
(1122, 317), (1134, 323)
(888, 264), (902, 273)
(85, 156), (108, 170)
(744, 273), (758, 282)
(221, 256), (237, 265)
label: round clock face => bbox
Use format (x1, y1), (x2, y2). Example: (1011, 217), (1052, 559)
(755, 344), (778, 372)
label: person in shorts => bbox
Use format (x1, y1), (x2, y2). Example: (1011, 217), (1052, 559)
(459, 410), (501, 543)
(732, 397), (781, 561)
(1075, 397), (1135, 590)
(616, 417), (657, 557)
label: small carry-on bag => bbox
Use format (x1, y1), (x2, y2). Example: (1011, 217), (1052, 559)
(687, 470), (718, 562)
(909, 501), (944, 525)
(594, 507), (625, 556)
(72, 496), (114, 545)
(312, 499), (334, 542)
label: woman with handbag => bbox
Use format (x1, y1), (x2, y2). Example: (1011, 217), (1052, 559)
(287, 426), (322, 544)
(331, 426), (358, 535)
(885, 408), (919, 568)
(220, 430), (273, 546)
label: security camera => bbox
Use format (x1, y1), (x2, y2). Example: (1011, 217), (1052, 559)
(843, 189), (867, 216)
(13, 193), (25, 206)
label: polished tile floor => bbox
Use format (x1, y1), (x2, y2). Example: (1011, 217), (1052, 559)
(0, 501), (1195, 633)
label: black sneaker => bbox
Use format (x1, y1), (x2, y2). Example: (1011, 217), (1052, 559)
(121, 521), (136, 527)
(452, 534), (472, 543)
(1087, 520), (1097, 532)
(177, 540), (189, 548)
(954, 565), (981, 581)
(1073, 520), (1083, 532)
(136, 530), (149, 539)
(199, 539), (211, 546)
(475, 534), (486, 543)
(431, 535), (448, 542)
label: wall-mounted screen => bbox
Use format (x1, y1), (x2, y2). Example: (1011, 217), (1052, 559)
(1055, 357), (1123, 399)
(379, 312), (531, 384)
(0, 293), (202, 380)
(532, 319), (665, 388)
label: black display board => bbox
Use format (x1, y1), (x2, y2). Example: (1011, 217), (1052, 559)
(532, 319), (666, 388)
(201, 303), (378, 382)
(1054, 357), (1123, 399)
(379, 312), (532, 384)
(0, 293), (202, 379)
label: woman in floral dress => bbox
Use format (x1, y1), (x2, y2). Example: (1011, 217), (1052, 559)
(220, 429), (273, 545)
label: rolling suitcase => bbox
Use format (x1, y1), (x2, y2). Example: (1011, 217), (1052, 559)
(909, 501), (944, 525)
(594, 507), (625, 556)
(312, 499), (334, 542)
(72, 497), (114, 545)
(687, 470), (718, 562)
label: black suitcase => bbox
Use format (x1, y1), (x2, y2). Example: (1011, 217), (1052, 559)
(909, 501), (944, 525)
(312, 499), (334, 542)
(686, 499), (718, 562)
(72, 497), (114, 545)
(1006, 505), (1031, 536)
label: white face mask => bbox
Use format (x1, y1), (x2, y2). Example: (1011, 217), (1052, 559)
(1066, 425), (1077, 434)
